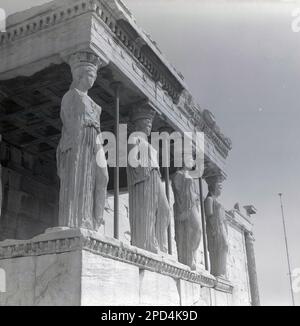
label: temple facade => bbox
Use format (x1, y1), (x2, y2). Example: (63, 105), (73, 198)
(0, 0), (259, 306)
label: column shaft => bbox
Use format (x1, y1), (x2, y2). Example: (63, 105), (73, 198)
(245, 232), (260, 306)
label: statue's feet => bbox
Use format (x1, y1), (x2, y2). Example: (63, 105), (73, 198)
(191, 262), (197, 271)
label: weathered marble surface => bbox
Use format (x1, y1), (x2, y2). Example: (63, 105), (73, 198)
(103, 193), (131, 245)
(0, 250), (81, 306)
(0, 256), (35, 306)
(211, 289), (231, 307)
(139, 270), (180, 306)
(81, 251), (139, 306)
(226, 224), (251, 306)
(0, 144), (58, 241)
(0, 228), (234, 306)
(179, 280), (211, 306)
(35, 251), (81, 306)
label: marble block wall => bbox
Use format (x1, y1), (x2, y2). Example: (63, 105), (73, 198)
(226, 222), (252, 306)
(0, 143), (58, 241)
(0, 229), (233, 306)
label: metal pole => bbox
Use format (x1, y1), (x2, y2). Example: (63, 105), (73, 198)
(278, 193), (295, 306)
(114, 83), (121, 239)
(199, 177), (209, 271)
(164, 142), (172, 255)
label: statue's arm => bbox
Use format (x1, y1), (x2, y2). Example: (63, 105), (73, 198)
(204, 197), (214, 218)
(172, 171), (182, 193)
(59, 90), (84, 151)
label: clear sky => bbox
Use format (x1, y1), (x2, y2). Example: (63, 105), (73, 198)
(1, 0), (300, 306)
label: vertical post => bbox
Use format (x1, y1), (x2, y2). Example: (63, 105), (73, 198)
(165, 166), (172, 256)
(278, 193), (295, 306)
(199, 177), (209, 271)
(245, 232), (261, 306)
(113, 83), (121, 240)
(164, 140), (172, 255)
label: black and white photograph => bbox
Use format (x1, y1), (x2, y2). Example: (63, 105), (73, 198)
(0, 0), (299, 308)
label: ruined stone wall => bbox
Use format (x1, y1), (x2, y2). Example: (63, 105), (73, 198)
(0, 229), (227, 306)
(0, 143), (58, 240)
(226, 221), (251, 306)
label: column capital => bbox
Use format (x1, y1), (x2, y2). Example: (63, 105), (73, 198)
(203, 161), (226, 182)
(130, 102), (157, 123)
(61, 50), (109, 71)
(245, 231), (256, 242)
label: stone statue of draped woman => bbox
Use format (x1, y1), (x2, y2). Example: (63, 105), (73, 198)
(57, 52), (108, 231)
(204, 177), (229, 278)
(172, 168), (202, 270)
(127, 107), (171, 253)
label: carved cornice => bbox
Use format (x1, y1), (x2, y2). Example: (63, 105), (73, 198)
(178, 91), (232, 159)
(0, 0), (232, 161)
(0, 0), (184, 105)
(0, 228), (233, 293)
(214, 277), (234, 294)
(225, 211), (253, 234)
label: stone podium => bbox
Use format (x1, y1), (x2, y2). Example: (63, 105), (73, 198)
(0, 228), (233, 306)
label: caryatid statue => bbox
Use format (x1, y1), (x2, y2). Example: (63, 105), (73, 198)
(204, 175), (229, 278)
(172, 157), (202, 271)
(57, 52), (108, 231)
(127, 105), (171, 253)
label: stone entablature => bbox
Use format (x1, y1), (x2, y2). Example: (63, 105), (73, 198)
(0, 228), (233, 294)
(226, 209), (253, 234)
(0, 0), (185, 104)
(0, 0), (231, 168)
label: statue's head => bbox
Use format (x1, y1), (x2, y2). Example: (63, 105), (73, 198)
(130, 105), (156, 137)
(69, 52), (101, 92)
(206, 175), (224, 198)
(71, 66), (97, 91)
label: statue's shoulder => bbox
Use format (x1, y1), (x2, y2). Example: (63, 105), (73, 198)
(62, 89), (84, 105)
(172, 169), (184, 180)
(204, 195), (213, 205)
(90, 98), (102, 113)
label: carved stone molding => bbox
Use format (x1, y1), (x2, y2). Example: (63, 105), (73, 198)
(0, 0), (232, 170)
(0, 228), (233, 293)
(214, 277), (234, 294)
(0, 0), (184, 105)
(178, 92), (232, 159)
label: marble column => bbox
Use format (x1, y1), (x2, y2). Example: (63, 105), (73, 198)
(245, 232), (260, 306)
(172, 168), (202, 270)
(204, 174), (229, 278)
(57, 52), (109, 231)
(127, 104), (171, 253)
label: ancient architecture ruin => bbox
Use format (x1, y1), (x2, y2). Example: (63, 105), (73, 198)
(0, 0), (260, 306)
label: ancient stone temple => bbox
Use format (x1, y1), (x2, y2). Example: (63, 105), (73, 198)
(0, 0), (260, 306)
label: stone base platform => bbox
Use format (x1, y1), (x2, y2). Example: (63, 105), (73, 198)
(0, 228), (233, 306)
